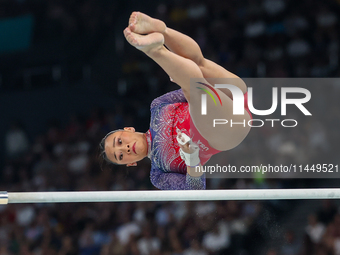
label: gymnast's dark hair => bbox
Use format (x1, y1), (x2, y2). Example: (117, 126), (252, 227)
(99, 129), (124, 168)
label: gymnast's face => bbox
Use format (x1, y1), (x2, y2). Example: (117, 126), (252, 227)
(104, 127), (148, 166)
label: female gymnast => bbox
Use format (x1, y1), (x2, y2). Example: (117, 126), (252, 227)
(99, 12), (252, 190)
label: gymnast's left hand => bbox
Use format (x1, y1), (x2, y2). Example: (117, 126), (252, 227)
(177, 130), (193, 154)
(178, 139), (191, 154)
(176, 130), (199, 155)
(177, 130), (202, 176)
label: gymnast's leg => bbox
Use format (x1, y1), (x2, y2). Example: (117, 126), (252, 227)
(123, 27), (250, 151)
(128, 11), (247, 98)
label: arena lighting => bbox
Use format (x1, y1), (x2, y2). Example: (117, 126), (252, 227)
(0, 189), (340, 204)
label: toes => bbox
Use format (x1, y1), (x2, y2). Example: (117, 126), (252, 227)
(129, 17), (135, 27)
(129, 12), (138, 25)
(123, 27), (129, 38)
(124, 27), (132, 35)
(129, 23), (136, 32)
(132, 11), (140, 20)
(129, 12), (139, 31)
(123, 28), (140, 46)
(123, 28), (133, 42)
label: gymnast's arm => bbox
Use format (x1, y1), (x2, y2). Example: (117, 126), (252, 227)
(150, 88), (187, 108)
(150, 165), (206, 190)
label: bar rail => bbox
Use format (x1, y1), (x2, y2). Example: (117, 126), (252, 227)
(0, 189), (340, 204)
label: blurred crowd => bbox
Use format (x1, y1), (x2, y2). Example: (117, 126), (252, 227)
(0, 0), (117, 40)
(302, 200), (340, 255)
(1, 0), (340, 254)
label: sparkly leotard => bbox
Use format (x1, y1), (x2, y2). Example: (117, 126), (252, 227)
(147, 89), (220, 190)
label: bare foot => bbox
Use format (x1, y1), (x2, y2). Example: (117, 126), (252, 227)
(123, 27), (164, 53)
(129, 11), (166, 34)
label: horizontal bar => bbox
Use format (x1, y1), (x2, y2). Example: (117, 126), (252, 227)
(0, 189), (339, 204)
(0, 192), (8, 204)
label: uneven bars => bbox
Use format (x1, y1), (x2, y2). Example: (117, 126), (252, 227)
(0, 189), (340, 204)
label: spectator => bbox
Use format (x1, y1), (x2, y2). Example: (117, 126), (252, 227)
(116, 214), (141, 245)
(5, 122), (29, 159)
(202, 221), (230, 253)
(287, 35), (311, 57)
(137, 227), (161, 255)
(317, 200), (337, 225)
(306, 214), (325, 245)
(183, 240), (207, 255)
(281, 230), (301, 255)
